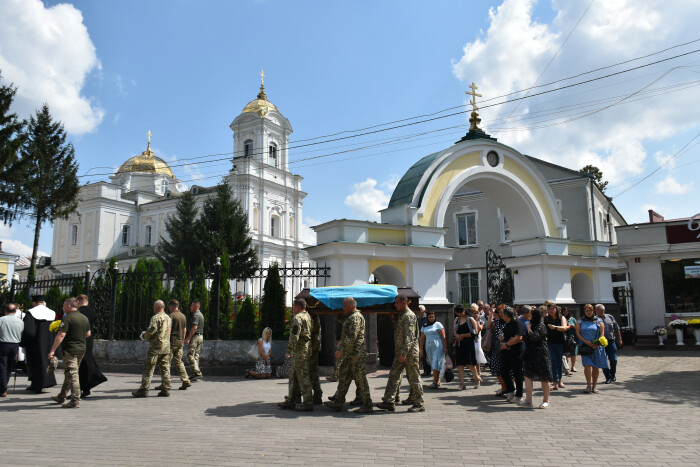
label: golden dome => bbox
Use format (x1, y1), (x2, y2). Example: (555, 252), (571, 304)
(241, 84), (277, 118)
(117, 141), (174, 177)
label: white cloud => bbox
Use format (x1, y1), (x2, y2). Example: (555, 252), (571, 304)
(451, 0), (700, 187)
(0, 0), (103, 134)
(344, 178), (391, 221)
(380, 173), (401, 192)
(654, 174), (694, 195)
(301, 216), (320, 246)
(0, 223), (49, 259)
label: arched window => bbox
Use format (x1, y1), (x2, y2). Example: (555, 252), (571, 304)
(160, 179), (167, 193)
(244, 139), (253, 157)
(252, 207), (259, 231)
(269, 142), (278, 167)
(289, 217), (295, 238)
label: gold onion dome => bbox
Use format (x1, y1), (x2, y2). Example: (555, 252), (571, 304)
(242, 69), (277, 118)
(117, 138), (174, 177)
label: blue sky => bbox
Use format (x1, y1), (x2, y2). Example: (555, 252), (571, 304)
(1, 0), (699, 258)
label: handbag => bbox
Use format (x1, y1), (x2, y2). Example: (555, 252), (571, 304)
(481, 328), (493, 352)
(564, 335), (577, 354)
(247, 340), (261, 360)
(578, 343), (593, 356)
(445, 354), (454, 370)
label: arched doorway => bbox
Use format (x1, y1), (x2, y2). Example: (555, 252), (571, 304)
(571, 271), (595, 304)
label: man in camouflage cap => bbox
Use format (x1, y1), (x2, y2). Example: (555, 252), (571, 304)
(278, 298), (313, 411)
(132, 300), (172, 398)
(324, 297), (373, 413)
(377, 294), (424, 413)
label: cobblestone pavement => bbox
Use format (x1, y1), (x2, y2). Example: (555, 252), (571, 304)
(1, 349), (699, 466)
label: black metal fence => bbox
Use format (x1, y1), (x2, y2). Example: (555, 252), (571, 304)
(8, 261), (330, 341)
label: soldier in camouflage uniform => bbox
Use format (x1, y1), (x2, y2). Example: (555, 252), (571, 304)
(377, 294), (424, 412)
(278, 298), (313, 411)
(309, 311), (323, 404)
(324, 297), (373, 413)
(132, 300), (172, 398)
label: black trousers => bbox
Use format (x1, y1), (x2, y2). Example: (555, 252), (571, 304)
(0, 342), (19, 394)
(501, 350), (524, 397)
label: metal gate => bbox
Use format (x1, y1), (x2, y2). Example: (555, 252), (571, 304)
(486, 249), (514, 305)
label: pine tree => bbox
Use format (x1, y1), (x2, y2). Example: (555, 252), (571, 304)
(259, 264), (286, 335)
(0, 73), (27, 225)
(189, 261), (209, 318)
(15, 104), (79, 269)
(232, 296), (257, 339)
(218, 251), (234, 335)
(157, 190), (201, 270)
(196, 178), (258, 279)
(170, 258), (190, 306)
(580, 165), (608, 192)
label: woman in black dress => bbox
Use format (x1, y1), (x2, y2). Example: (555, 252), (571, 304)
(520, 308), (553, 408)
(453, 304), (479, 390)
(499, 307), (524, 403)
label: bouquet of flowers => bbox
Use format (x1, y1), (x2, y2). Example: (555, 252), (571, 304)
(49, 319), (62, 332)
(687, 319), (700, 329)
(653, 326), (667, 336)
(591, 336), (608, 347)
(667, 319), (689, 330)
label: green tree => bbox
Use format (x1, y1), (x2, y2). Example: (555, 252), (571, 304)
(196, 179), (258, 279)
(189, 261), (209, 320)
(217, 251), (234, 334)
(156, 190), (201, 270)
(580, 164), (608, 192)
(170, 258), (190, 306)
(0, 73), (27, 225)
(259, 264), (286, 335)
(232, 295), (257, 339)
(15, 104), (79, 269)
(134, 257), (164, 310)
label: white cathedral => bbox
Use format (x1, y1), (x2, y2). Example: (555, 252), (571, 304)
(49, 78), (308, 275)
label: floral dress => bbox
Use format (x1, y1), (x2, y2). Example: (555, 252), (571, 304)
(490, 319), (507, 377)
(579, 318), (609, 369)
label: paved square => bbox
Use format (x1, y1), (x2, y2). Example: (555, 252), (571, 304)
(1, 349), (699, 466)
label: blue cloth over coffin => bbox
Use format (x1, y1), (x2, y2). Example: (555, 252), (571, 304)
(309, 285), (398, 310)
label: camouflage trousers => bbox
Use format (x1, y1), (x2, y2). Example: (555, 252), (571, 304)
(333, 354), (372, 408)
(186, 334), (203, 378)
(308, 351), (322, 401)
(170, 345), (190, 384)
(285, 350), (312, 407)
(382, 354), (423, 406)
(139, 349), (171, 391)
(58, 351), (84, 402)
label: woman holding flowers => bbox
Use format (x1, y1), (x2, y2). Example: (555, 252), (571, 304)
(245, 327), (273, 379)
(575, 304), (608, 394)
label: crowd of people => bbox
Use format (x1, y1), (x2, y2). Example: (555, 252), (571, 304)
(1, 291), (623, 413)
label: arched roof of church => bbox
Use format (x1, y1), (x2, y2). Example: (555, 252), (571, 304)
(241, 83), (278, 118)
(388, 150), (442, 208)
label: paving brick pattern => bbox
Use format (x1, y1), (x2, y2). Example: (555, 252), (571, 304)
(1, 349), (699, 466)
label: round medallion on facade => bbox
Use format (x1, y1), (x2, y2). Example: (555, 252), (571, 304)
(486, 150), (500, 167)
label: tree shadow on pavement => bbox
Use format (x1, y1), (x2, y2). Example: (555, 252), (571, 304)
(204, 401), (407, 419)
(622, 370), (700, 406)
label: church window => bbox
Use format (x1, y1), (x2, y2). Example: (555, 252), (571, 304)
(456, 212), (477, 246)
(244, 139), (253, 157)
(289, 217), (294, 238)
(270, 215), (279, 238)
(145, 225), (152, 245)
(122, 225), (131, 246)
(253, 207), (259, 231)
(459, 272), (480, 304)
(500, 214), (511, 243)
(161, 180), (167, 193)
(71, 224), (78, 246)
(269, 142), (278, 167)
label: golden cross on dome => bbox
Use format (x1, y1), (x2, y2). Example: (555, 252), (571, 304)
(466, 82), (482, 112)
(259, 69), (265, 86)
(147, 130), (152, 143)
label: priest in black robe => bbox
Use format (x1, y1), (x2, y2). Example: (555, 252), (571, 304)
(19, 296), (57, 393)
(77, 295), (107, 397)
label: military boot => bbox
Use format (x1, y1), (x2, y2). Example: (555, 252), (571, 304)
(51, 394), (66, 404)
(179, 381), (192, 390)
(132, 389), (148, 398)
(353, 406), (374, 414)
(375, 401), (395, 412)
(294, 403), (313, 412)
(62, 400), (79, 408)
(323, 400), (343, 412)
(157, 390), (170, 397)
(349, 398), (362, 406)
(277, 401), (295, 410)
